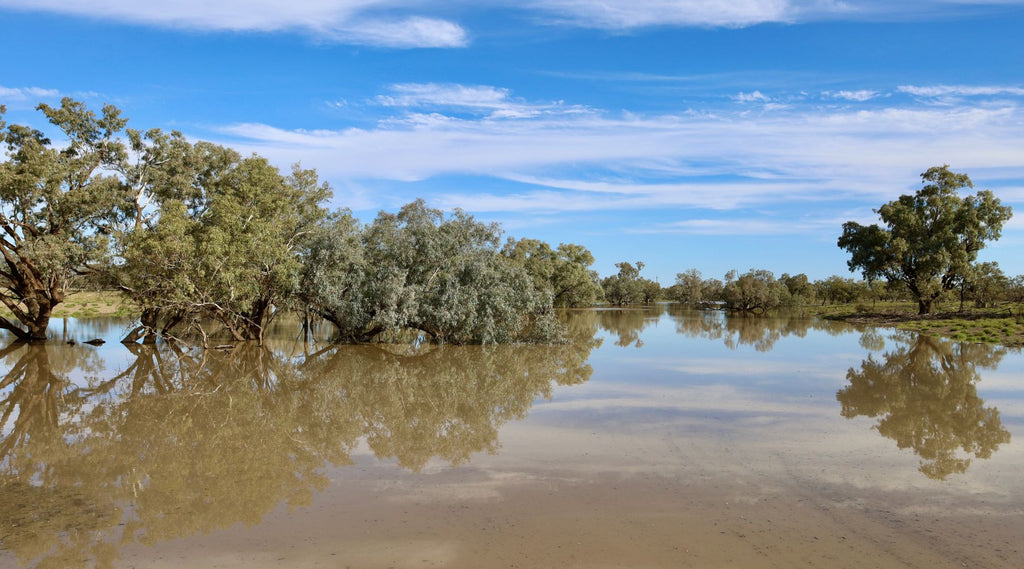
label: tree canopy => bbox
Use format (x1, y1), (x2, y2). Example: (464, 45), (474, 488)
(501, 238), (603, 307)
(0, 100), (581, 345)
(0, 100), (126, 341)
(838, 166), (1012, 314)
(301, 200), (562, 344)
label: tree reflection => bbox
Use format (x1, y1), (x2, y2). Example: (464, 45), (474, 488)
(593, 305), (666, 348)
(0, 335), (595, 568)
(837, 333), (1011, 480)
(671, 309), (823, 352)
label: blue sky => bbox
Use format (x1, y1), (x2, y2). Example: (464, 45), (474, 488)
(2, 1), (1023, 284)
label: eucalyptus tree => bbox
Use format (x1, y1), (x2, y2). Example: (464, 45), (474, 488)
(302, 200), (561, 344)
(502, 238), (602, 307)
(196, 159), (330, 343)
(108, 128), (200, 342)
(0, 100), (126, 341)
(721, 269), (790, 313)
(112, 135), (331, 344)
(601, 261), (658, 305)
(838, 166), (1012, 314)
(671, 268), (705, 305)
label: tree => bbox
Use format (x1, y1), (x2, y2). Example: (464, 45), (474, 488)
(781, 272), (815, 305)
(601, 261), (657, 305)
(502, 238), (602, 307)
(112, 138), (331, 345)
(838, 166), (1012, 314)
(671, 268), (705, 305)
(0, 99), (127, 341)
(721, 269), (789, 312)
(962, 261), (1007, 309)
(301, 200), (561, 344)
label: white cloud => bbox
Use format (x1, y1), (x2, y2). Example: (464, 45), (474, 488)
(0, 85), (60, 101)
(823, 90), (881, 101)
(898, 84), (1024, 98)
(0, 0), (467, 48)
(375, 83), (591, 119)
(205, 84), (1024, 227)
(217, 101), (1023, 183)
(629, 218), (833, 236)
(733, 90), (771, 103)
(330, 16), (467, 48)
(527, 0), (793, 28)
(2, 0), (1021, 43)
(378, 84), (513, 110)
(523, 0), (1024, 29)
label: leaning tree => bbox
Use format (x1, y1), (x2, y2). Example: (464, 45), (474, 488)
(0, 100), (127, 341)
(838, 166), (1012, 315)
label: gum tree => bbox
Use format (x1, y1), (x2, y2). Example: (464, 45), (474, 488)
(301, 200), (562, 344)
(0, 100), (126, 341)
(501, 238), (602, 307)
(838, 166), (1012, 314)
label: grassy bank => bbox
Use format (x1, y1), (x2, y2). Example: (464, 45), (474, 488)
(812, 302), (1024, 347)
(1, 290), (140, 320)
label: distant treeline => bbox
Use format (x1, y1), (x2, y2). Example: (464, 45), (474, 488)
(651, 265), (1023, 312)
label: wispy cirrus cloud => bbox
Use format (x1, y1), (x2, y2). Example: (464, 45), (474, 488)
(524, 0), (1024, 29)
(628, 218), (834, 236)
(898, 84), (1024, 98)
(375, 83), (591, 119)
(2, 0), (1021, 46)
(527, 0), (794, 28)
(0, 0), (467, 48)
(0, 85), (60, 101)
(211, 83), (1024, 224)
(734, 90), (772, 103)
(822, 90), (881, 101)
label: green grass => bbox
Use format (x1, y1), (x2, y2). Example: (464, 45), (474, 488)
(815, 302), (1024, 347)
(0, 290), (140, 320)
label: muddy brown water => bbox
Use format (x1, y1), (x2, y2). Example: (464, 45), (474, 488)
(1, 307), (1021, 568)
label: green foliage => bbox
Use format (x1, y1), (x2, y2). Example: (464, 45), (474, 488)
(502, 238), (602, 307)
(601, 261), (659, 305)
(0, 99), (128, 341)
(670, 268), (727, 306)
(302, 200), (562, 344)
(721, 268), (790, 312)
(113, 138), (331, 343)
(839, 166), (1012, 314)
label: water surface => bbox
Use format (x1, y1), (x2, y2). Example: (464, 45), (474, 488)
(1, 307), (1021, 568)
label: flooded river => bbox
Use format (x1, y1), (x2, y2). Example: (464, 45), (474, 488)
(1, 307), (1022, 568)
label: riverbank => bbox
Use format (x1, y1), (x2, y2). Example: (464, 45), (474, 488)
(813, 303), (1024, 347)
(50, 291), (137, 319)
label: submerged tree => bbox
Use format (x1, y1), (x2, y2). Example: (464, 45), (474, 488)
(502, 238), (603, 307)
(721, 268), (790, 313)
(301, 200), (562, 344)
(838, 166), (1012, 314)
(601, 261), (659, 305)
(112, 138), (330, 344)
(0, 100), (126, 341)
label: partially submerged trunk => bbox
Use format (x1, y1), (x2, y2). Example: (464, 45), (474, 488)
(0, 289), (60, 343)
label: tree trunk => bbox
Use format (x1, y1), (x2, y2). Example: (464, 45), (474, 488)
(22, 303), (52, 343)
(121, 308), (163, 344)
(917, 298), (933, 315)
